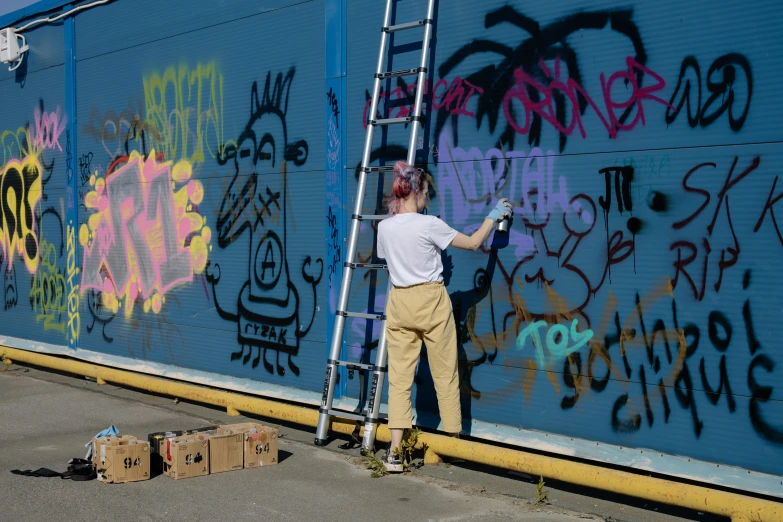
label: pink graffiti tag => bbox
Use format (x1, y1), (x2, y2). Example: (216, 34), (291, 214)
(32, 107), (67, 152)
(362, 77), (484, 129)
(503, 57), (673, 140)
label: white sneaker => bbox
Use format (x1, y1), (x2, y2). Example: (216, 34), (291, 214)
(382, 450), (404, 473)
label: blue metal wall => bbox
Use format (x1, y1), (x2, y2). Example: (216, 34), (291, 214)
(1, 0), (781, 485)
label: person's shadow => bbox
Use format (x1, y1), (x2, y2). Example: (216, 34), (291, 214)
(414, 224), (511, 435)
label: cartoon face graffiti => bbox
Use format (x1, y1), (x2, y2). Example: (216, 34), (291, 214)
(501, 191), (599, 323)
(210, 70), (320, 376)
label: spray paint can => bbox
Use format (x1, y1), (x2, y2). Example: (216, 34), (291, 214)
(497, 216), (510, 232)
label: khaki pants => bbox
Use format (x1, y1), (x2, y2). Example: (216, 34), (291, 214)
(385, 282), (461, 433)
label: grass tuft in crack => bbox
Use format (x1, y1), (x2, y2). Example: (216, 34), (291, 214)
(536, 476), (551, 504)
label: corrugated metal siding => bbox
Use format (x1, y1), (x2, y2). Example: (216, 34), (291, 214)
(343, 0), (783, 477)
(1, 0), (781, 481)
(0, 20), (67, 348)
(72, 0), (327, 389)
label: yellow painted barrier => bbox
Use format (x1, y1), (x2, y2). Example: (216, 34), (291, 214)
(2, 346), (780, 522)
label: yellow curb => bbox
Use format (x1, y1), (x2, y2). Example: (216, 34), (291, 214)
(2, 346), (780, 521)
(423, 447), (443, 465)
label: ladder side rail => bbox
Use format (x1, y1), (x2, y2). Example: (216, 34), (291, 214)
(406, 0), (436, 164)
(364, 0), (437, 453)
(315, 0), (395, 446)
(362, 278), (393, 450)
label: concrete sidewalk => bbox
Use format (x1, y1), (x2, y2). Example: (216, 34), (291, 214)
(0, 364), (714, 522)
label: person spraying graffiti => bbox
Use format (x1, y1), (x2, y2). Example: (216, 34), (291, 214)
(377, 161), (512, 472)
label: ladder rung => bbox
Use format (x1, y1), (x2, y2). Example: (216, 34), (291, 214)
(328, 359), (387, 373)
(345, 262), (387, 270)
(352, 213), (387, 221)
(383, 19), (432, 33)
(375, 67), (427, 80)
(337, 311), (386, 321)
(362, 166), (395, 173)
(321, 408), (365, 422)
(371, 116), (424, 126)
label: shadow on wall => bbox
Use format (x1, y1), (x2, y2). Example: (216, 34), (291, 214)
(414, 225), (511, 434)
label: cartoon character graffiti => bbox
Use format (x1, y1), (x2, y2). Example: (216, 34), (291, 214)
(208, 69), (322, 376)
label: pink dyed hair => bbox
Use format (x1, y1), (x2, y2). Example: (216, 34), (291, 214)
(385, 161), (426, 215)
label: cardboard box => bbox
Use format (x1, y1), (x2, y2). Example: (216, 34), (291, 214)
(207, 431), (244, 473)
(244, 425), (278, 467)
(218, 423), (279, 468)
(91, 435), (136, 468)
(148, 430), (183, 476)
(148, 426), (216, 476)
(93, 436), (150, 484)
(162, 435), (209, 480)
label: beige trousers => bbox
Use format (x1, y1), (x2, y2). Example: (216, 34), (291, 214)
(385, 282), (461, 433)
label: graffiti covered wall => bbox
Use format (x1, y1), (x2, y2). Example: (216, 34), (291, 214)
(0, 18), (72, 349)
(72, 0), (327, 384)
(0, 0), (781, 484)
(1, 1), (329, 387)
(344, 0), (782, 477)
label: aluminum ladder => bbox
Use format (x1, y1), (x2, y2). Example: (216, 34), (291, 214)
(314, 0), (436, 454)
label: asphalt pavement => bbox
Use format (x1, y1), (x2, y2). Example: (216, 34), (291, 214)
(0, 363), (722, 522)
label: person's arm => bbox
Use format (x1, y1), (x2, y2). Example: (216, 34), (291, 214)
(450, 219), (494, 251)
(450, 199), (513, 252)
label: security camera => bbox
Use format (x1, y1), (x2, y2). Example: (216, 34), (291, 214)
(0, 28), (29, 71)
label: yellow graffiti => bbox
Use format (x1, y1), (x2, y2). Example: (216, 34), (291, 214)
(0, 156), (42, 273)
(30, 239), (67, 334)
(67, 222), (80, 346)
(79, 150), (210, 316)
(143, 62), (226, 166)
(0, 127), (31, 168)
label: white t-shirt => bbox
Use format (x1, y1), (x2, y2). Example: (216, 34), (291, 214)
(377, 213), (458, 287)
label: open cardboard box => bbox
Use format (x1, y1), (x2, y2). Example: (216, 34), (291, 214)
(92, 435), (150, 484)
(219, 422), (278, 468)
(148, 425), (217, 476)
(161, 435), (209, 480)
(204, 431), (244, 474)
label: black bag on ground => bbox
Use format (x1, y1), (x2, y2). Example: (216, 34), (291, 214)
(11, 458), (96, 481)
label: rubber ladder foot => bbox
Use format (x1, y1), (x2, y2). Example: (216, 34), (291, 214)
(314, 437), (329, 446)
(359, 446), (374, 457)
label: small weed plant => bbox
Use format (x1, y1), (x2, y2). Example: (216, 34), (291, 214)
(365, 428), (427, 478)
(366, 452), (387, 478)
(535, 476), (551, 504)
